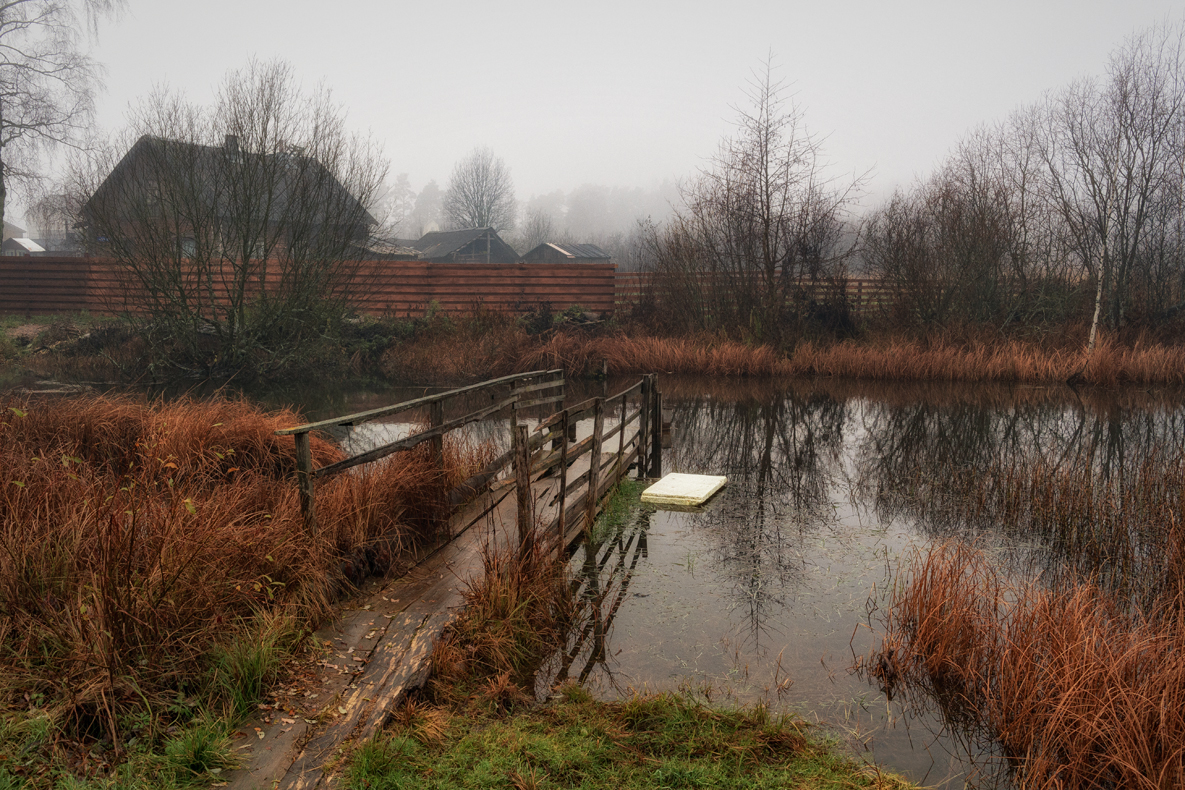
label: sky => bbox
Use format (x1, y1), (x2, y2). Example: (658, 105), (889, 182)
(64, 0), (1185, 221)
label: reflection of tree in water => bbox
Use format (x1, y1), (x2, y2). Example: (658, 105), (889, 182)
(668, 388), (849, 641)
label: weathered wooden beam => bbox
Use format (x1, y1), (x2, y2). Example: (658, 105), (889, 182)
(585, 398), (604, 533)
(313, 396), (514, 479)
(638, 376), (650, 480)
(514, 423), (533, 562)
(294, 432), (318, 536)
(275, 368), (560, 435)
(649, 379), (663, 478)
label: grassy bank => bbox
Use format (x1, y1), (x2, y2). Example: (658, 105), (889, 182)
(352, 689), (912, 790)
(0, 393), (491, 786)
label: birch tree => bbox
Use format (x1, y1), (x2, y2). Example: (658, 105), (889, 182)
(0, 0), (123, 226)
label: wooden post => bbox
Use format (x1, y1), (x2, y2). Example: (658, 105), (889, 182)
(585, 398), (604, 533)
(558, 410), (569, 539)
(509, 379), (518, 435)
(513, 422), (533, 560)
(429, 400), (444, 472)
(638, 376), (649, 480)
(294, 431), (318, 536)
(649, 378), (662, 479)
(616, 390), (626, 479)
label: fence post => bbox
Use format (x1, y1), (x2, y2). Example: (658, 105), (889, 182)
(638, 376), (650, 480)
(649, 377), (662, 479)
(513, 422), (533, 561)
(294, 431), (318, 536)
(558, 410), (569, 539)
(585, 398), (604, 532)
(616, 390), (626, 479)
(429, 400), (444, 472)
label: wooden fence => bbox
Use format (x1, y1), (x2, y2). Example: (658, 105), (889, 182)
(614, 271), (900, 317)
(2, 255), (913, 319)
(0, 257), (618, 318)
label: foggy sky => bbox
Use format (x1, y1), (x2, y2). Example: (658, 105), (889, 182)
(69, 0), (1185, 220)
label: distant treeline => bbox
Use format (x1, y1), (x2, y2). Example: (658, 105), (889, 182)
(632, 21), (1185, 348)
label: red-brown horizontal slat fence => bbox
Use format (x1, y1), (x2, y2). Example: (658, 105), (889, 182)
(350, 261), (617, 316)
(0, 258), (619, 318)
(614, 271), (900, 317)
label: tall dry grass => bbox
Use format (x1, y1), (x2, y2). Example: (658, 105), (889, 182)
(0, 394), (490, 743)
(428, 522), (575, 709)
(903, 441), (1185, 607)
(873, 542), (1185, 789)
(384, 323), (1185, 386)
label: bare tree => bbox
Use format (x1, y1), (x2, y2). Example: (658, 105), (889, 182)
(0, 0), (124, 226)
(512, 207), (553, 253)
(72, 59), (387, 376)
(1036, 20), (1185, 350)
(651, 61), (863, 342)
(442, 146), (516, 232)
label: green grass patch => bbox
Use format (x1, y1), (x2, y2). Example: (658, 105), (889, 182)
(591, 479), (650, 544)
(349, 690), (913, 790)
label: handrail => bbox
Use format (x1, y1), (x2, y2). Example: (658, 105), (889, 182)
(277, 369), (660, 544)
(276, 368), (562, 435)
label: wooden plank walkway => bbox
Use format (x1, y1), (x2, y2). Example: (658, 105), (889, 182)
(226, 414), (646, 790)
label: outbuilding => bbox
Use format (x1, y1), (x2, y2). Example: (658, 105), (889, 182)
(521, 242), (611, 264)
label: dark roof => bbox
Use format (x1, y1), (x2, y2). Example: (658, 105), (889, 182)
(84, 134), (376, 228)
(413, 227), (495, 259)
(525, 242), (611, 260)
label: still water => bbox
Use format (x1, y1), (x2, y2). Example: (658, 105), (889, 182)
(535, 377), (1185, 789)
(175, 374), (1185, 788)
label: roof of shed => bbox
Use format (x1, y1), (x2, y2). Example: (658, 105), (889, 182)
(543, 242), (610, 259)
(413, 227), (496, 259)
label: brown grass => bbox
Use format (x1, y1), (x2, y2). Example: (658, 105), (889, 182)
(872, 542), (1185, 789)
(380, 322), (1185, 386)
(427, 520), (575, 710)
(0, 393), (490, 742)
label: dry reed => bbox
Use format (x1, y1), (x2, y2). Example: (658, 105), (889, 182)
(382, 322), (1185, 386)
(428, 521), (575, 708)
(873, 542), (1185, 789)
(0, 393), (489, 742)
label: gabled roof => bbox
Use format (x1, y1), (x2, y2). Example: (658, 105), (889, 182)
(5, 238), (45, 252)
(413, 227), (496, 259)
(549, 242), (610, 259)
(84, 134), (377, 228)
(525, 242), (611, 260)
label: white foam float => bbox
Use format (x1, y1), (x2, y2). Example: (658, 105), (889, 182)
(640, 473), (727, 507)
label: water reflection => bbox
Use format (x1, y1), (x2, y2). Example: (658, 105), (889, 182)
(539, 376), (1185, 789)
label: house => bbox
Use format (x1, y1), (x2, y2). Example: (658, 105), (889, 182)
(2, 221), (25, 241)
(411, 227), (519, 263)
(2, 237), (45, 256)
(522, 242), (611, 264)
(80, 134), (376, 254)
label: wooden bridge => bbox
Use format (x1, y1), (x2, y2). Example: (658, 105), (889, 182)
(227, 370), (661, 790)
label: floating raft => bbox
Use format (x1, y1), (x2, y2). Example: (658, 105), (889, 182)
(640, 473), (727, 507)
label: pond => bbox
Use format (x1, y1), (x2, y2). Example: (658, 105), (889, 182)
(534, 377), (1185, 789)
(144, 373), (1185, 787)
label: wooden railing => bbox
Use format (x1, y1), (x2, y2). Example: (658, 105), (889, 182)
(275, 369), (565, 533)
(520, 373), (661, 540)
(275, 370), (663, 547)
